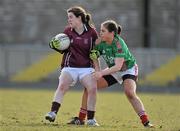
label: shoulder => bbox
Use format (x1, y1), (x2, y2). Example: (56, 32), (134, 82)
(115, 36), (127, 47)
(86, 26), (97, 34)
(87, 27), (98, 39)
(119, 36), (125, 44)
(115, 35), (124, 42)
(89, 26), (97, 32)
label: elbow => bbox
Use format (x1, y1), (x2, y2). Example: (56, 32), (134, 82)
(115, 62), (124, 71)
(113, 64), (122, 72)
(116, 65), (122, 71)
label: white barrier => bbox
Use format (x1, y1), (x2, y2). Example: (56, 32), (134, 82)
(0, 45), (178, 80)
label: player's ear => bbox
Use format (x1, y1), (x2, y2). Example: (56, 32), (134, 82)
(109, 31), (114, 38)
(78, 15), (82, 21)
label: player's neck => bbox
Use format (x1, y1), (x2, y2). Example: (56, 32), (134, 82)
(106, 36), (114, 45)
(74, 23), (84, 35)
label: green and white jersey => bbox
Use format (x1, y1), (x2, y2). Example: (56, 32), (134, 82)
(95, 35), (136, 69)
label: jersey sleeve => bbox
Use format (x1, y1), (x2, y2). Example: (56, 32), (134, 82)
(92, 28), (98, 41)
(91, 28), (98, 48)
(114, 39), (126, 58)
(63, 26), (71, 37)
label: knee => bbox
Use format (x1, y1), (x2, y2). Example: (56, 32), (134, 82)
(87, 86), (97, 95)
(58, 83), (68, 93)
(124, 89), (136, 100)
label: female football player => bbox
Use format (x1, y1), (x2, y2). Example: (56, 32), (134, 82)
(45, 6), (99, 126)
(68, 20), (154, 128)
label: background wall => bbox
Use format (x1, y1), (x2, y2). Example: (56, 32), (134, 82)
(1, 0), (179, 49)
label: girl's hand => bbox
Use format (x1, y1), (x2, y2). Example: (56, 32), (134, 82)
(93, 71), (103, 80)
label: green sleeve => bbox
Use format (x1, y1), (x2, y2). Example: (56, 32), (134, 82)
(114, 38), (126, 58)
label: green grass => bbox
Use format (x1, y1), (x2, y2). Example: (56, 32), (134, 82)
(0, 88), (180, 131)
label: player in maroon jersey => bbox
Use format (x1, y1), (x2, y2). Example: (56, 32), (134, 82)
(45, 6), (99, 126)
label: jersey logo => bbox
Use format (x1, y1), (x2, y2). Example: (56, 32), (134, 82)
(76, 37), (82, 39)
(118, 48), (122, 53)
(84, 39), (88, 44)
(116, 41), (121, 48)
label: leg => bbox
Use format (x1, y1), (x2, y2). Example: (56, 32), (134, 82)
(68, 75), (117, 125)
(123, 78), (153, 127)
(67, 77), (109, 124)
(45, 71), (73, 122)
(53, 71), (73, 104)
(81, 74), (97, 112)
(80, 74), (100, 126)
(123, 79), (145, 114)
(80, 76), (114, 109)
(80, 77), (109, 110)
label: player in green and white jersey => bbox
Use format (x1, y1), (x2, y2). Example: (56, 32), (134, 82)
(94, 32), (136, 70)
(68, 20), (154, 128)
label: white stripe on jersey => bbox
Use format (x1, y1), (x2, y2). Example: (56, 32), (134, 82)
(90, 37), (93, 52)
(64, 52), (71, 67)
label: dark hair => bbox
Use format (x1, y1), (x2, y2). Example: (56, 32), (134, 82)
(102, 20), (122, 35)
(67, 6), (94, 28)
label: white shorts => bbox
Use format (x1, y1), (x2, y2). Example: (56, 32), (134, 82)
(111, 64), (138, 84)
(60, 67), (95, 86)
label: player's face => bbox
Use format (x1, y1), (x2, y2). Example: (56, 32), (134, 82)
(100, 25), (113, 42)
(67, 12), (81, 28)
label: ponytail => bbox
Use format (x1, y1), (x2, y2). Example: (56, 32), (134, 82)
(86, 14), (90, 23)
(117, 25), (122, 35)
(85, 13), (94, 28)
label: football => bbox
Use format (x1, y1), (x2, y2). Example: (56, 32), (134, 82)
(54, 33), (70, 50)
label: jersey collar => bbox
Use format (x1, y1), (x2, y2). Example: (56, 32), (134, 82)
(71, 24), (88, 36)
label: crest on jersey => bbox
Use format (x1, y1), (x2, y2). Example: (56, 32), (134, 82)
(84, 39), (88, 44)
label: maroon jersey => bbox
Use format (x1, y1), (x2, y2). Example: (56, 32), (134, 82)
(61, 25), (98, 68)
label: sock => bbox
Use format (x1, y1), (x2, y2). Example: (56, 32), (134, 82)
(51, 101), (61, 114)
(140, 115), (149, 126)
(87, 110), (95, 120)
(78, 108), (87, 121)
(138, 111), (149, 125)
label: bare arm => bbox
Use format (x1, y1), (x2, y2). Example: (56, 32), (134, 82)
(93, 57), (124, 79)
(101, 57), (124, 75)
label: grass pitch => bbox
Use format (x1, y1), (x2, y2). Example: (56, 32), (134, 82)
(0, 88), (180, 131)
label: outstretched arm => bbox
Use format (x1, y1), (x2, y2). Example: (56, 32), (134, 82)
(93, 57), (124, 80)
